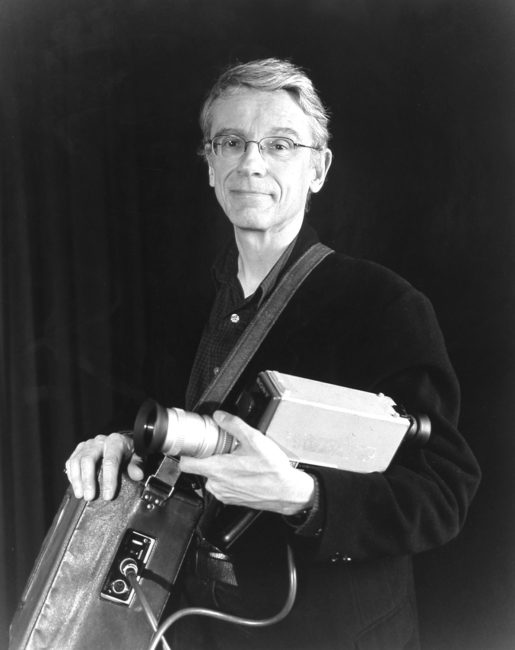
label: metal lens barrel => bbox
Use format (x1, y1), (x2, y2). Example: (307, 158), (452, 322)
(163, 409), (217, 457)
(133, 399), (235, 458)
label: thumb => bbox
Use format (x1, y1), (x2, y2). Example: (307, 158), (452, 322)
(127, 454), (145, 482)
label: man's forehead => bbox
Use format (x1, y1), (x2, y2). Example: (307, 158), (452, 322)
(209, 88), (312, 138)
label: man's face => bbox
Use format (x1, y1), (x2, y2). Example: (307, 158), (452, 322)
(206, 88), (331, 237)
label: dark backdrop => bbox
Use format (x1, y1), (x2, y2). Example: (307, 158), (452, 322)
(1, 1), (514, 648)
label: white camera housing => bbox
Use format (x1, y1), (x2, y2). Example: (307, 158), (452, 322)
(246, 371), (417, 473)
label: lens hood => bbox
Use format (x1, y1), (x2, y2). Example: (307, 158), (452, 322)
(133, 399), (169, 455)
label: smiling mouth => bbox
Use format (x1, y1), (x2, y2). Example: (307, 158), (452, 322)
(231, 189), (268, 193)
(230, 190), (272, 197)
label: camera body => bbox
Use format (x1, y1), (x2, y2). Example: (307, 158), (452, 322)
(236, 371), (427, 473)
(134, 371), (430, 474)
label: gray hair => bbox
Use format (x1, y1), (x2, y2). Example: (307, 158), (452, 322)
(200, 58), (331, 148)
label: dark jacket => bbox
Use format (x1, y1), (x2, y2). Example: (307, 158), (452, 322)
(170, 225), (481, 649)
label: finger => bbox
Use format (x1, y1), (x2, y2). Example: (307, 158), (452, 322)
(204, 478), (221, 502)
(212, 411), (258, 446)
(67, 438), (105, 499)
(101, 434), (133, 499)
(66, 454), (84, 499)
(80, 455), (98, 501)
(179, 455), (212, 477)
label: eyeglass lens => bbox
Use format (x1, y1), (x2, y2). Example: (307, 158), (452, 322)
(212, 135), (297, 159)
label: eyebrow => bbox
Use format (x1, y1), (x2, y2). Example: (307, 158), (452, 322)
(268, 127), (302, 139)
(212, 127), (303, 140)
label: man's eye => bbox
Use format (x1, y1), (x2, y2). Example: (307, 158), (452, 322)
(223, 138), (242, 149)
(269, 139), (292, 151)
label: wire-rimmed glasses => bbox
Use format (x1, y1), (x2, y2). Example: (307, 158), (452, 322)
(206, 134), (321, 161)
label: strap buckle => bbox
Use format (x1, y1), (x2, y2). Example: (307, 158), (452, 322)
(141, 456), (182, 510)
(141, 475), (175, 510)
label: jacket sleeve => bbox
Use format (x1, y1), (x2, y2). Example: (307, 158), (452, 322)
(296, 286), (481, 562)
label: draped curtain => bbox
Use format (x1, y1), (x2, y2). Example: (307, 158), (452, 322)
(0, 2), (147, 640)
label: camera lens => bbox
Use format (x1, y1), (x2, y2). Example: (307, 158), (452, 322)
(133, 399), (235, 458)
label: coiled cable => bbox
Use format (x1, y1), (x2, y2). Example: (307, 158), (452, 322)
(146, 544), (297, 650)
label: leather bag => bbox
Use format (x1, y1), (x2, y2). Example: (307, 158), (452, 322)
(9, 457), (202, 650)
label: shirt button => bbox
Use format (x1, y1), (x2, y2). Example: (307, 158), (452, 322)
(213, 366), (220, 376)
(230, 313), (240, 324)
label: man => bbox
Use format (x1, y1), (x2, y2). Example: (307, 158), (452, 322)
(66, 58), (480, 649)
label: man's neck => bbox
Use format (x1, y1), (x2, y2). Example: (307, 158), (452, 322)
(234, 221), (302, 298)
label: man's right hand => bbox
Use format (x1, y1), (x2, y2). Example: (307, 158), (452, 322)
(64, 432), (144, 501)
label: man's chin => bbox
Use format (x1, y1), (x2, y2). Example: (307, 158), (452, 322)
(228, 196), (273, 216)
(226, 209), (275, 231)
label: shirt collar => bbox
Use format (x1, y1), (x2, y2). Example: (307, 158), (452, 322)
(212, 220), (320, 305)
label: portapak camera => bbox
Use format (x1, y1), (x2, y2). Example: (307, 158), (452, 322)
(133, 371), (430, 473)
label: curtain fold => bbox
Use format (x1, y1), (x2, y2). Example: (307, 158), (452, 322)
(1, 80), (47, 640)
(0, 4), (146, 641)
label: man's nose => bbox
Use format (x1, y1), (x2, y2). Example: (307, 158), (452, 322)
(236, 141), (267, 175)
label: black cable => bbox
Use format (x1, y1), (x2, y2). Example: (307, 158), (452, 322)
(147, 544), (298, 650)
(126, 570), (172, 650)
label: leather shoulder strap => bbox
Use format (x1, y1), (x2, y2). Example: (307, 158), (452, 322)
(193, 242), (333, 411)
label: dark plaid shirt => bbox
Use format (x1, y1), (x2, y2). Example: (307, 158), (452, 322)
(185, 236), (296, 409)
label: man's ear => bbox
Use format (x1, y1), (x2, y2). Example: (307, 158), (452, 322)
(208, 164), (215, 187)
(310, 148), (333, 194)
